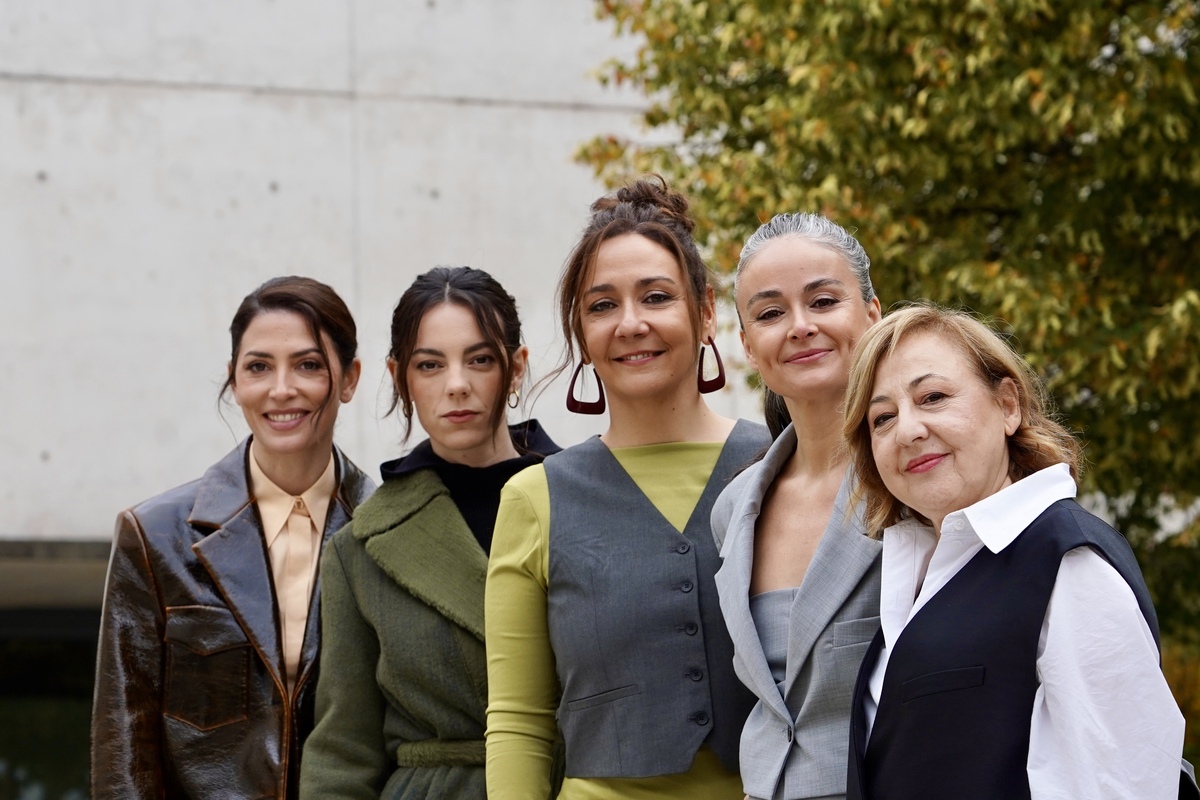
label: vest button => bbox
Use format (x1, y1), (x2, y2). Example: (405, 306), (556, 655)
(680, 580), (694, 593)
(676, 542), (691, 554)
(687, 668), (703, 681)
(692, 712), (709, 726)
(684, 622), (698, 635)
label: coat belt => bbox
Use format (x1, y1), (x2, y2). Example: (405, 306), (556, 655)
(394, 739), (484, 767)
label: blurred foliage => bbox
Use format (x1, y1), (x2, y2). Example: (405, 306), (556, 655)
(1164, 640), (1200, 762)
(581, 0), (1200, 642)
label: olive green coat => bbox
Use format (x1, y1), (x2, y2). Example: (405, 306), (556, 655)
(299, 469), (489, 799)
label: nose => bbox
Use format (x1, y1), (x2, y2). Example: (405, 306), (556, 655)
(787, 309), (817, 340)
(269, 367), (297, 399)
(445, 362), (471, 397)
(895, 407), (928, 445)
(615, 301), (648, 338)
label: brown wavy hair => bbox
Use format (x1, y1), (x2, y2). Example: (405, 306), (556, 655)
(843, 304), (1082, 536)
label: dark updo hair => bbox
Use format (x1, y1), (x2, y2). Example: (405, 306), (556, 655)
(388, 266), (524, 443)
(557, 175), (712, 366)
(220, 276), (358, 424)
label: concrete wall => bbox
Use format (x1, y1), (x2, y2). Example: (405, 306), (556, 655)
(1, 0), (761, 556)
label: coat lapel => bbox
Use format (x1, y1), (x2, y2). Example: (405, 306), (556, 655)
(297, 450), (375, 687)
(356, 471), (487, 641)
(783, 472), (882, 693)
(715, 427), (797, 723)
(189, 442), (287, 692)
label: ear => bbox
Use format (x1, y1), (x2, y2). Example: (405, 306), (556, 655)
(510, 345), (529, 392)
(386, 356), (400, 388)
(867, 296), (882, 324)
(739, 326), (760, 372)
(227, 362), (241, 404)
(339, 358), (362, 404)
(997, 377), (1021, 436)
(699, 284), (718, 343)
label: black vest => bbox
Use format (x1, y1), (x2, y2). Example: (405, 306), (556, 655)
(847, 499), (1159, 800)
(544, 419), (767, 778)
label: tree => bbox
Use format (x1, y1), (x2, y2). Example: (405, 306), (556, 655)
(581, 0), (1200, 642)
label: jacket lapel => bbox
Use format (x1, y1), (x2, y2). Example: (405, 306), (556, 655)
(189, 442), (287, 692)
(715, 427), (797, 723)
(297, 449), (375, 687)
(356, 470), (487, 641)
(783, 472), (882, 692)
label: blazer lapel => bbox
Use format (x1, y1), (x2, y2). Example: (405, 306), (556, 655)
(189, 442), (286, 692)
(358, 471), (487, 641)
(784, 472), (881, 693)
(715, 427), (797, 722)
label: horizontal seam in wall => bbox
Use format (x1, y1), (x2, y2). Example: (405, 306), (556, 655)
(0, 70), (646, 113)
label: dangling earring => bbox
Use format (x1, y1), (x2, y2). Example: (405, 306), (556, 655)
(566, 362), (606, 414)
(507, 390), (520, 409)
(697, 337), (726, 393)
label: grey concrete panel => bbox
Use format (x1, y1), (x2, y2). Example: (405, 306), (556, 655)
(1, 78), (360, 540)
(0, 0), (351, 91)
(353, 0), (641, 107)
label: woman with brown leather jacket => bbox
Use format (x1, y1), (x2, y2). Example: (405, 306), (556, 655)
(90, 276), (375, 799)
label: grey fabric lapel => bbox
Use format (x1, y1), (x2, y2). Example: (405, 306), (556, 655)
(715, 426), (797, 722)
(783, 472), (881, 692)
(355, 471), (487, 641)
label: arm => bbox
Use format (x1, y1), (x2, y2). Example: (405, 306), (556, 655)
(300, 530), (389, 800)
(484, 472), (559, 800)
(1028, 547), (1185, 800)
(91, 511), (166, 800)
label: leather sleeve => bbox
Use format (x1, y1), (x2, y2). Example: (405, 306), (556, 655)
(91, 510), (167, 800)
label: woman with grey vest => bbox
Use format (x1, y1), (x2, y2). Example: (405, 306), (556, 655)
(484, 177), (769, 799)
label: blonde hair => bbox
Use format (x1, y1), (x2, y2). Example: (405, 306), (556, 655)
(843, 304), (1082, 536)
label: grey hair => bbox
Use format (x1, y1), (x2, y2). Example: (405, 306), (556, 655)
(735, 213), (876, 304)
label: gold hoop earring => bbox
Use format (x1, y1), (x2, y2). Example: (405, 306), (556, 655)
(507, 390), (520, 409)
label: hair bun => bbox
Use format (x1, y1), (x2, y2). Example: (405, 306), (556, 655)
(592, 174), (695, 235)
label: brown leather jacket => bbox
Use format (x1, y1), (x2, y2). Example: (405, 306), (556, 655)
(90, 439), (374, 799)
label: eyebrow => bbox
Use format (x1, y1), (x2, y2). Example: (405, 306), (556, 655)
(868, 373), (942, 405)
(242, 347), (323, 361)
(585, 275), (678, 296)
(744, 277), (846, 306)
(411, 342), (493, 358)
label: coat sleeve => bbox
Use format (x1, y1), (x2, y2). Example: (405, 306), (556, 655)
(91, 510), (167, 800)
(300, 528), (390, 799)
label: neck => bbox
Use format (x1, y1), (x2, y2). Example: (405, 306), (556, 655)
(601, 386), (734, 448)
(431, 426), (520, 468)
(251, 439), (333, 497)
(783, 393), (849, 477)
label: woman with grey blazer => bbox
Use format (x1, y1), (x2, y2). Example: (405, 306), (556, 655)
(710, 214), (883, 800)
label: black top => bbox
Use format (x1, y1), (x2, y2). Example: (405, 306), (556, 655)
(379, 420), (561, 554)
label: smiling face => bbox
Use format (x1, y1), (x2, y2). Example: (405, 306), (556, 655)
(580, 233), (714, 407)
(231, 309), (359, 471)
(867, 330), (1021, 532)
(396, 302), (526, 466)
(737, 236), (881, 403)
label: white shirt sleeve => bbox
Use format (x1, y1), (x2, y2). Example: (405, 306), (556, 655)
(1028, 547), (1184, 800)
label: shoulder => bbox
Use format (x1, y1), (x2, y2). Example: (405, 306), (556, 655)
(343, 469), (449, 541)
(334, 448), (376, 506)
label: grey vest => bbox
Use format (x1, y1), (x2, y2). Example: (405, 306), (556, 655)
(545, 419), (767, 778)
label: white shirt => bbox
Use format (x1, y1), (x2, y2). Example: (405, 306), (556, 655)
(865, 464), (1184, 799)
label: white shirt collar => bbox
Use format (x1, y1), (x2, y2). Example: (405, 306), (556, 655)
(944, 463), (1076, 551)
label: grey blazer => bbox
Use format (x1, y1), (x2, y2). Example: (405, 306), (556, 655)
(711, 424), (882, 800)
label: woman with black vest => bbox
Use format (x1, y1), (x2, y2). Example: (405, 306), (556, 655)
(300, 267), (560, 799)
(484, 177), (769, 799)
(840, 305), (1186, 800)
